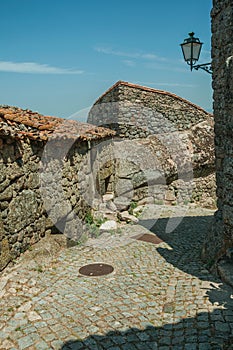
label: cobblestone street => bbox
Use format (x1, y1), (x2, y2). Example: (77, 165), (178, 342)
(0, 206), (233, 350)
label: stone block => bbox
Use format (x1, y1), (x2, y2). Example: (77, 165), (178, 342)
(116, 160), (139, 178)
(113, 196), (131, 211)
(0, 185), (13, 201)
(8, 190), (39, 233)
(115, 178), (133, 198)
(138, 197), (155, 206)
(165, 190), (176, 202)
(0, 238), (11, 271)
(103, 193), (114, 202)
(118, 211), (139, 223)
(99, 220), (117, 231)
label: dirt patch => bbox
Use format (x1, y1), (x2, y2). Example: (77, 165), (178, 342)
(1, 234), (67, 276)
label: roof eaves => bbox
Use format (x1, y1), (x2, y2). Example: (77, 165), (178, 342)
(0, 107), (116, 142)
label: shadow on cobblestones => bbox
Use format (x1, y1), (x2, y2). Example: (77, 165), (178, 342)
(144, 214), (216, 280)
(60, 305), (233, 349)
(61, 215), (233, 350)
(2, 209), (233, 349)
(60, 282), (233, 349)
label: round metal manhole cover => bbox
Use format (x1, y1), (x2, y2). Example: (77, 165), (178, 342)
(79, 263), (114, 277)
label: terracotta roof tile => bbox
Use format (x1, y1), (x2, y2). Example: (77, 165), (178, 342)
(0, 105), (115, 141)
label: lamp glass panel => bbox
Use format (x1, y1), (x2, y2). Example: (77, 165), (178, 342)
(181, 43), (192, 61)
(192, 42), (202, 60)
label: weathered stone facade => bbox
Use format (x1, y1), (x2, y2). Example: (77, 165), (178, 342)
(0, 106), (115, 270)
(88, 82), (216, 209)
(203, 0), (233, 264)
(0, 77), (219, 270)
(88, 81), (212, 137)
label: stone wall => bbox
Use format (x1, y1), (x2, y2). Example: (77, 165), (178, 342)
(88, 81), (212, 137)
(0, 127), (114, 270)
(0, 136), (79, 269)
(91, 140), (116, 196)
(113, 162), (216, 209)
(111, 134), (216, 210)
(0, 73), (219, 270)
(88, 84), (216, 209)
(203, 0), (233, 263)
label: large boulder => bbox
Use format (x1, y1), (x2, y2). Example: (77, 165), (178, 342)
(111, 117), (215, 207)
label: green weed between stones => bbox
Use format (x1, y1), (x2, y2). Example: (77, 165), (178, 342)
(32, 265), (43, 273)
(129, 201), (137, 215)
(85, 211), (107, 238)
(154, 200), (164, 205)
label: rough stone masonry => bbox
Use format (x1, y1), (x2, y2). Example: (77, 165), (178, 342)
(0, 106), (115, 270)
(0, 82), (218, 271)
(88, 81), (216, 208)
(203, 0), (233, 264)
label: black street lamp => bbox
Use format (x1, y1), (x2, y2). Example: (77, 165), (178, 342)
(180, 32), (212, 74)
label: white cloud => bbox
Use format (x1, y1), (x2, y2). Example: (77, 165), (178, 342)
(95, 46), (139, 58)
(95, 46), (168, 62)
(0, 61), (84, 74)
(144, 61), (188, 73)
(136, 81), (197, 88)
(122, 60), (136, 67)
(141, 53), (168, 62)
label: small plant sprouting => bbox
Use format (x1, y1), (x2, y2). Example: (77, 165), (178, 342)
(33, 265), (43, 273)
(129, 201), (137, 215)
(85, 211), (94, 225)
(87, 224), (100, 238)
(154, 200), (164, 205)
(85, 211), (108, 238)
(94, 217), (107, 227)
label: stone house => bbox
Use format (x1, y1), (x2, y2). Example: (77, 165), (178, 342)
(0, 81), (218, 271)
(0, 106), (115, 270)
(88, 81), (213, 137)
(88, 81), (216, 209)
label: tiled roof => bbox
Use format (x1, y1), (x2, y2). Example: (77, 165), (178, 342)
(0, 105), (115, 141)
(94, 81), (212, 116)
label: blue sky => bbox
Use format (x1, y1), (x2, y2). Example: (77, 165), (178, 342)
(0, 0), (212, 120)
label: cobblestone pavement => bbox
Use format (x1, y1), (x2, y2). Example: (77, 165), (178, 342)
(1, 206), (233, 350)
